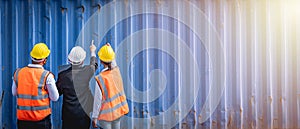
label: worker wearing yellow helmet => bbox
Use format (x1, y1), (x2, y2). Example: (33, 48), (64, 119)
(92, 43), (129, 129)
(12, 43), (59, 129)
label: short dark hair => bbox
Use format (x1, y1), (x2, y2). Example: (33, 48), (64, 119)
(31, 57), (47, 64)
(101, 61), (112, 70)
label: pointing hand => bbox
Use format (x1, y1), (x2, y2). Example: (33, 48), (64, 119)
(90, 40), (96, 52)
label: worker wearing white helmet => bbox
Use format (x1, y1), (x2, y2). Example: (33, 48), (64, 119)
(56, 41), (98, 129)
(67, 46), (87, 65)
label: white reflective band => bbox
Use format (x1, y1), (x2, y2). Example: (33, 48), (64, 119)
(105, 91), (125, 103)
(100, 101), (128, 114)
(68, 58), (82, 65)
(31, 57), (45, 62)
(17, 94), (49, 100)
(17, 105), (50, 111)
(38, 70), (49, 96)
(98, 76), (108, 99)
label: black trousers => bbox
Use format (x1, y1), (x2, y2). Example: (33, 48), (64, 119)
(17, 115), (51, 129)
(62, 115), (91, 129)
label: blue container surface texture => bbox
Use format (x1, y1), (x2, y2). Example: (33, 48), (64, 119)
(1, 0), (300, 129)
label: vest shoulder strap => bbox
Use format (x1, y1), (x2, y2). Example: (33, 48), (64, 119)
(13, 68), (21, 88)
(40, 70), (51, 91)
(96, 75), (108, 100)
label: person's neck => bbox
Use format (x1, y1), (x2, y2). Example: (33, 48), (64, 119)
(32, 62), (44, 66)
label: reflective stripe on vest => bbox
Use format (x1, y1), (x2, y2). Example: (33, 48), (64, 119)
(17, 105), (50, 111)
(17, 94), (49, 100)
(38, 71), (49, 96)
(100, 101), (128, 114)
(98, 76), (108, 99)
(105, 91), (125, 103)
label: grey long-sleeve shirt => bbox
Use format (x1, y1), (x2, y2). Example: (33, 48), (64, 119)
(92, 68), (107, 119)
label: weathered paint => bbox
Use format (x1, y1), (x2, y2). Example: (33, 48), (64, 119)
(1, 0), (300, 129)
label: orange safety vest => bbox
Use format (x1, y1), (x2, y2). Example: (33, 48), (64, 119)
(13, 67), (51, 121)
(95, 67), (129, 121)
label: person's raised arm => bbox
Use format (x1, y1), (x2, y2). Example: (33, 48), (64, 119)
(89, 40), (98, 71)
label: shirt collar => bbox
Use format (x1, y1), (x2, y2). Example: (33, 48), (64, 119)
(28, 64), (44, 69)
(101, 67), (109, 72)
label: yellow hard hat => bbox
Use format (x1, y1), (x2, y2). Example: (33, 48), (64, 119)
(30, 43), (51, 59)
(98, 43), (115, 62)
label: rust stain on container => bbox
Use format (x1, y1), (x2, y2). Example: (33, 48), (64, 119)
(250, 96), (255, 105)
(227, 113), (232, 127)
(240, 106), (243, 113)
(279, 97), (285, 104)
(156, 0), (162, 5)
(181, 122), (187, 129)
(198, 115), (202, 124)
(60, 7), (67, 13)
(251, 122), (255, 129)
(268, 96), (272, 104)
(212, 120), (217, 125)
(258, 116), (264, 126)
(273, 118), (278, 128)
(240, 106), (243, 118)
(150, 118), (155, 126)
(173, 110), (179, 117)
(124, 0), (129, 4)
(142, 111), (148, 117)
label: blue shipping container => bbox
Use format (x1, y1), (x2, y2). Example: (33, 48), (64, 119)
(1, 0), (300, 129)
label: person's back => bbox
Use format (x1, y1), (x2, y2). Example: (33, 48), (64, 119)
(57, 63), (95, 120)
(12, 43), (59, 129)
(56, 44), (97, 129)
(92, 43), (129, 129)
(95, 67), (128, 121)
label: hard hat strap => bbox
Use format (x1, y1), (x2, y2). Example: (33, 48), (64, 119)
(68, 58), (82, 65)
(31, 57), (45, 63)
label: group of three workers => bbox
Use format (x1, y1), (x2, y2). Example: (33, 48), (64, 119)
(12, 42), (129, 129)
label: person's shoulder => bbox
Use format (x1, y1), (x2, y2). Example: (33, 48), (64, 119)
(58, 65), (72, 74)
(94, 73), (103, 79)
(13, 67), (23, 76)
(56, 67), (72, 79)
(82, 64), (97, 71)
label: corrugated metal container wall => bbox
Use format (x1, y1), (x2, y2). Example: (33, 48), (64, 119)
(1, 0), (299, 129)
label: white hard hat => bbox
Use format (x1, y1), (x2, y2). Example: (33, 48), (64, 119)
(68, 46), (86, 64)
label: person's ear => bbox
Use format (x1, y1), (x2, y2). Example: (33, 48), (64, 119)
(43, 58), (47, 65)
